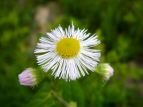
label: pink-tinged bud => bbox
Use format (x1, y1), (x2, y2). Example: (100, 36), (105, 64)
(18, 68), (37, 87)
(95, 63), (114, 81)
(102, 63), (114, 80)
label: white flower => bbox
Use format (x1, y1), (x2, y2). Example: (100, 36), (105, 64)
(18, 68), (37, 86)
(34, 25), (100, 81)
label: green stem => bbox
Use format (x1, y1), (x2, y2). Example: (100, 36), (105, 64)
(51, 90), (69, 107)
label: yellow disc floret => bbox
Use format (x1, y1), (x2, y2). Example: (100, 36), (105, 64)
(56, 38), (80, 58)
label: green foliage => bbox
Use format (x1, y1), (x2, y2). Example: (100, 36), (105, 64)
(0, 0), (143, 107)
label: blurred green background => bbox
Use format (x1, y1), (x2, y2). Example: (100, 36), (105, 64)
(0, 0), (143, 107)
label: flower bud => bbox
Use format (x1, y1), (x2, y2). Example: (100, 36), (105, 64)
(18, 68), (37, 87)
(95, 63), (114, 81)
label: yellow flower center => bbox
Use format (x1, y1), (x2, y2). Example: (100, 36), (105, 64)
(56, 38), (80, 58)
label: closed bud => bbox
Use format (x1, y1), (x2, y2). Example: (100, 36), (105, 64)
(95, 63), (114, 81)
(18, 68), (37, 87)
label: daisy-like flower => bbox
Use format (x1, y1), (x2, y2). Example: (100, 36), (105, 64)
(34, 25), (100, 81)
